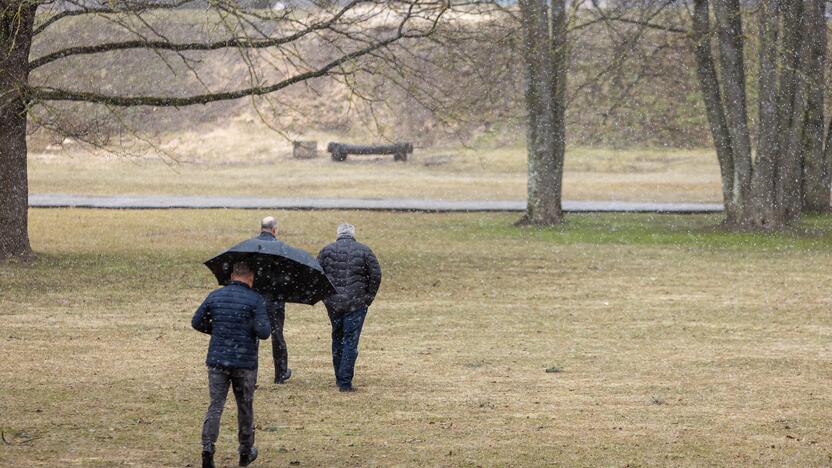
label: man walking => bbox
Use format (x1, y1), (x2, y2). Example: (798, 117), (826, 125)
(318, 223), (382, 392)
(256, 216), (292, 384)
(192, 261), (270, 468)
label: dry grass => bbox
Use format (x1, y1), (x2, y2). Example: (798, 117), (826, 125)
(1, 210), (831, 466)
(28, 128), (722, 203)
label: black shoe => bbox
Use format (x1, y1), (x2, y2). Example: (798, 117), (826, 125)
(339, 385), (355, 393)
(274, 368), (292, 384)
(202, 451), (215, 468)
(239, 446), (258, 467)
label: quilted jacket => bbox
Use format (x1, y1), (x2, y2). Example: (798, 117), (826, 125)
(318, 234), (382, 314)
(192, 281), (270, 369)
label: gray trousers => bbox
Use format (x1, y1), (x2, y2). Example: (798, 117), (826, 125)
(201, 366), (257, 454)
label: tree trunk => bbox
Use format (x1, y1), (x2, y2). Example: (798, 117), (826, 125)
(698, 0), (825, 229)
(822, 116), (832, 206)
(749, 0), (781, 228)
(691, 0), (737, 224)
(0, 3), (37, 260)
(776, 0), (807, 224)
(800, 0), (830, 213)
(548, 0), (567, 220)
(713, 0), (753, 219)
(518, 0), (564, 226)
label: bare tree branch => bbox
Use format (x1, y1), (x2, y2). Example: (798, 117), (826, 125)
(32, 0), (196, 36)
(29, 0), (365, 69)
(28, 3), (449, 107)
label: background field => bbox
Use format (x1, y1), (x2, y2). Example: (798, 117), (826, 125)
(2, 210), (831, 466)
(28, 136), (722, 203)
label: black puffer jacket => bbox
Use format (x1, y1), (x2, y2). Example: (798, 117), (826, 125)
(318, 234), (382, 313)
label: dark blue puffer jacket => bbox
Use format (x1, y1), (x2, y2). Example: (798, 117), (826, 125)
(318, 234), (382, 314)
(192, 281), (271, 369)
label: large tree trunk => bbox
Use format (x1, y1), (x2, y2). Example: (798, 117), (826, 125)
(0, 3), (37, 260)
(800, 0), (830, 213)
(691, 0), (737, 224)
(518, 0), (564, 226)
(712, 0), (753, 220)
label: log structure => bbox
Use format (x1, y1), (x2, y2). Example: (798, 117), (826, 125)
(327, 142), (413, 161)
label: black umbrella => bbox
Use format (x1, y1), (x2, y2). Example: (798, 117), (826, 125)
(204, 238), (335, 305)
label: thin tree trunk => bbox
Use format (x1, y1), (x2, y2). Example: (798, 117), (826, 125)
(822, 116), (832, 204)
(776, 0), (807, 223)
(749, 0), (781, 228)
(713, 0), (753, 219)
(548, 0), (567, 219)
(691, 0), (737, 224)
(800, 0), (829, 213)
(0, 3), (37, 260)
(518, 0), (563, 226)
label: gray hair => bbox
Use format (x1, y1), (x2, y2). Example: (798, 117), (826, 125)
(261, 216), (277, 231)
(232, 261), (253, 276)
(337, 223), (355, 238)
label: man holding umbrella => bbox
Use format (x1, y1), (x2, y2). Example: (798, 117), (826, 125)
(255, 216), (292, 384)
(199, 224), (335, 467)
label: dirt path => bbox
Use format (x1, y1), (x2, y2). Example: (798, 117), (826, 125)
(29, 194), (723, 213)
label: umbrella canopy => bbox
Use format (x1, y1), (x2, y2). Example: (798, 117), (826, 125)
(204, 238), (335, 305)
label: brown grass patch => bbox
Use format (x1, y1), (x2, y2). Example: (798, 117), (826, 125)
(1, 210), (830, 466)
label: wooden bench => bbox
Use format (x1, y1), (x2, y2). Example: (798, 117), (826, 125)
(327, 142), (413, 162)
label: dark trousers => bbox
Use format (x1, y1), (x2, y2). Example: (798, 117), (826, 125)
(266, 299), (288, 379)
(201, 366), (257, 454)
(328, 307), (368, 389)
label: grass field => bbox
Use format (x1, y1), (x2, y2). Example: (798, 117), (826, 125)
(28, 133), (722, 203)
(1, 209), (831, 466)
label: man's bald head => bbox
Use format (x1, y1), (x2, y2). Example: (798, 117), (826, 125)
(261, 216), (277, 235)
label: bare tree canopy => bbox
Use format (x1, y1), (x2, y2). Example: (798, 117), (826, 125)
(26, 0), (449, 105)
(1, 0), (452, 259)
